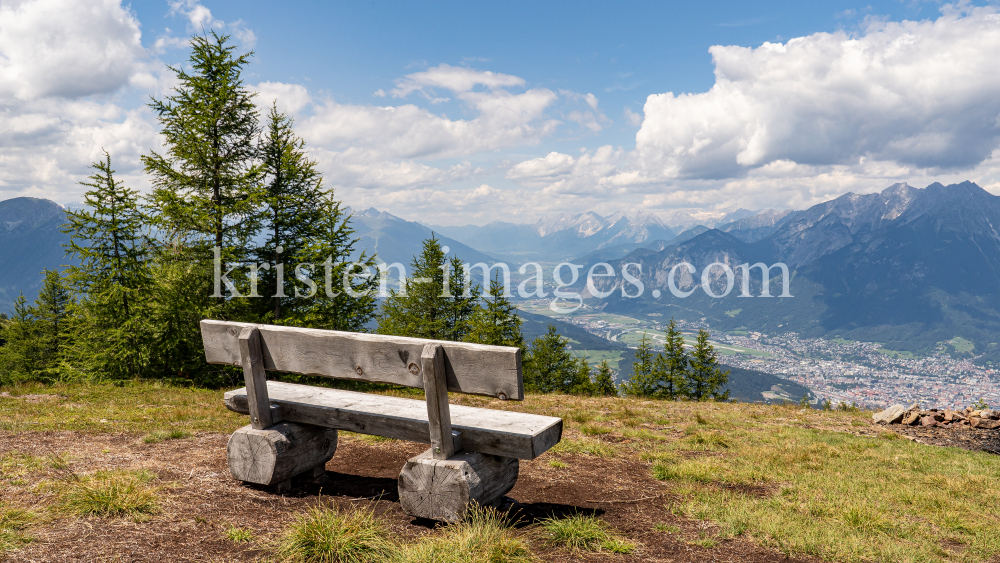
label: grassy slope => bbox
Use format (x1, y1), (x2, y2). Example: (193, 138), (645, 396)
(3, 382), (1000, 562)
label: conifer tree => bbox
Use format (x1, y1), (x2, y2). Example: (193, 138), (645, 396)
(142, 32), (262, 298)
(64, 152), (153, 379)
(523, 325), (577, 393)
(622, 332), (656, 396)
(0, 295), (41, 384)
(688, 329), (731, 401)
(254, 103), (325, 321)
(568, 356), (596, 395)
(659, 319), (689, 399)
(34, 269), (74, 370)
(294, 194), (379, 332)
(466, 272), (524, 349)
(593, 360), (618, 396)
(377, 236), (479, 340)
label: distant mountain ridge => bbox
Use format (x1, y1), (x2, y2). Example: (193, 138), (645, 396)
(588, 181), (1000, 363)
(0, 197), (71, 311)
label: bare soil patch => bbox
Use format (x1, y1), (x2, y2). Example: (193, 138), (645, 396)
(0, 431), (817, 563)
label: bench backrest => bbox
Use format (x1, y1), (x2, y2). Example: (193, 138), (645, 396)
(200, 320), (524, 401)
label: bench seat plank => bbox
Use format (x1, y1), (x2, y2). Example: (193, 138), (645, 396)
(224, 381), (562, 460)
(203, 320), (523, 400)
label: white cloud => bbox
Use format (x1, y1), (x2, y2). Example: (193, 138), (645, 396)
(390, 64), (525, 98)
(636, 5), (1000, 180)
(0, 0), (144, 100)
(497, 4), (1000, 219)
(0, 0), (157, 200)
(254, 82), (313, 114)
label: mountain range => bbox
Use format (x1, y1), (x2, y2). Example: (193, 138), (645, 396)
(7, 181), (1000, 366)
(0, 197), (72, 312)
(586, 182), (1000, 364)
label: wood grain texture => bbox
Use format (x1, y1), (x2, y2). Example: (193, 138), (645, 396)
(398, 449), (518, 522)
(201, 320), (523, 400)
(226, 422), (338, 486)
(238, 327), (272, 429)
(225, 381), (562, 460)
(422, 343), (454, 460)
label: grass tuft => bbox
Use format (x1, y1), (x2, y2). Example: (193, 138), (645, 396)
(0, 504), (33, 553)
(224, 526), (254, 543)
(61, 469), (158, 518)
(538, 513), (635, 554)
(142, 429), (191, 443)
(276, 504), (397, 563)
(398, 505), (532, 563)
(549, 438), (616, 458)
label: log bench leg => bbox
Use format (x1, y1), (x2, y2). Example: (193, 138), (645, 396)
(398, 449), (518, 522)
(227, 422), (337, 488)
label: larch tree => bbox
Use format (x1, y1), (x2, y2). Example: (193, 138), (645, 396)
(592, 360), (618, 396)
(523, 325), (577, 393)
(377, 236), (479, 341)
(254, 103), (326, 322)
(466, 272), (524, 349)
(687, 329), (731, 401)
(142, 31), (262, 301)
(622, 332), (656, 396)
(64, 152), (153, 379)
(294, 194), (379, 332)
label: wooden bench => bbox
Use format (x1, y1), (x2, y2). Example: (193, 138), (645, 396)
(200, 320), (563, 521)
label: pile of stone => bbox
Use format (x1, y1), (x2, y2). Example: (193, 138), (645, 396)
(873, 404), (1000, 429)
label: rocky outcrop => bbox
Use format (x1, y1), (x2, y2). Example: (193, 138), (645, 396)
(873, 404), (1000, 429)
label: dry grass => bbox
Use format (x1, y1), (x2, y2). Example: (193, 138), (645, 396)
(59, 469), (159, 519)
(5, 381), (1000, 562)
(0, 503), (33, 553)
(396, 505), (532, 563)
(538, 512), (635, 554)
(275, 504), (398, 563)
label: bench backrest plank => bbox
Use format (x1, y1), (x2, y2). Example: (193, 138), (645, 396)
(201, 320), (524, 400)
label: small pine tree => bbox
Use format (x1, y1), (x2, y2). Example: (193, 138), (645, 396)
(466, 272), (524, 349)
(523, 325), (576, 393)
(34, 269), (75, 375)
(254, 103), (326, 322)
(293, 196), (379, 332)
(621, 332), (657, 396)
(661, 319), (689, 399)
(0, 294), (41, 384)
(687, 329), (730, 401)
(592, 360), (618, 396)
(568, 356), (595, 395)
(377, 236), (479, 341)
(64, 152), (153, 379)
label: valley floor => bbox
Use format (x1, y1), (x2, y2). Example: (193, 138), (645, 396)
(2, 383), (1000, 563)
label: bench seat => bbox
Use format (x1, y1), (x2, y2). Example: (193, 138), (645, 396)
(225, 381), (562, 460)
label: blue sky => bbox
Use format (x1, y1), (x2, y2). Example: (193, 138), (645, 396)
(2, 0), (1000, 225)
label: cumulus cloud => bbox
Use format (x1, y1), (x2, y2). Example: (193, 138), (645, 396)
(0, 0), (144, 100)
(636, 5), (1000, 180)
(499, 4), (1000, 219)
(0, 0), (158, 200)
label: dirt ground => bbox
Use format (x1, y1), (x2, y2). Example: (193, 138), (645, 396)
(0, 431), (821, 563)
(883, 423), (1000, 454)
